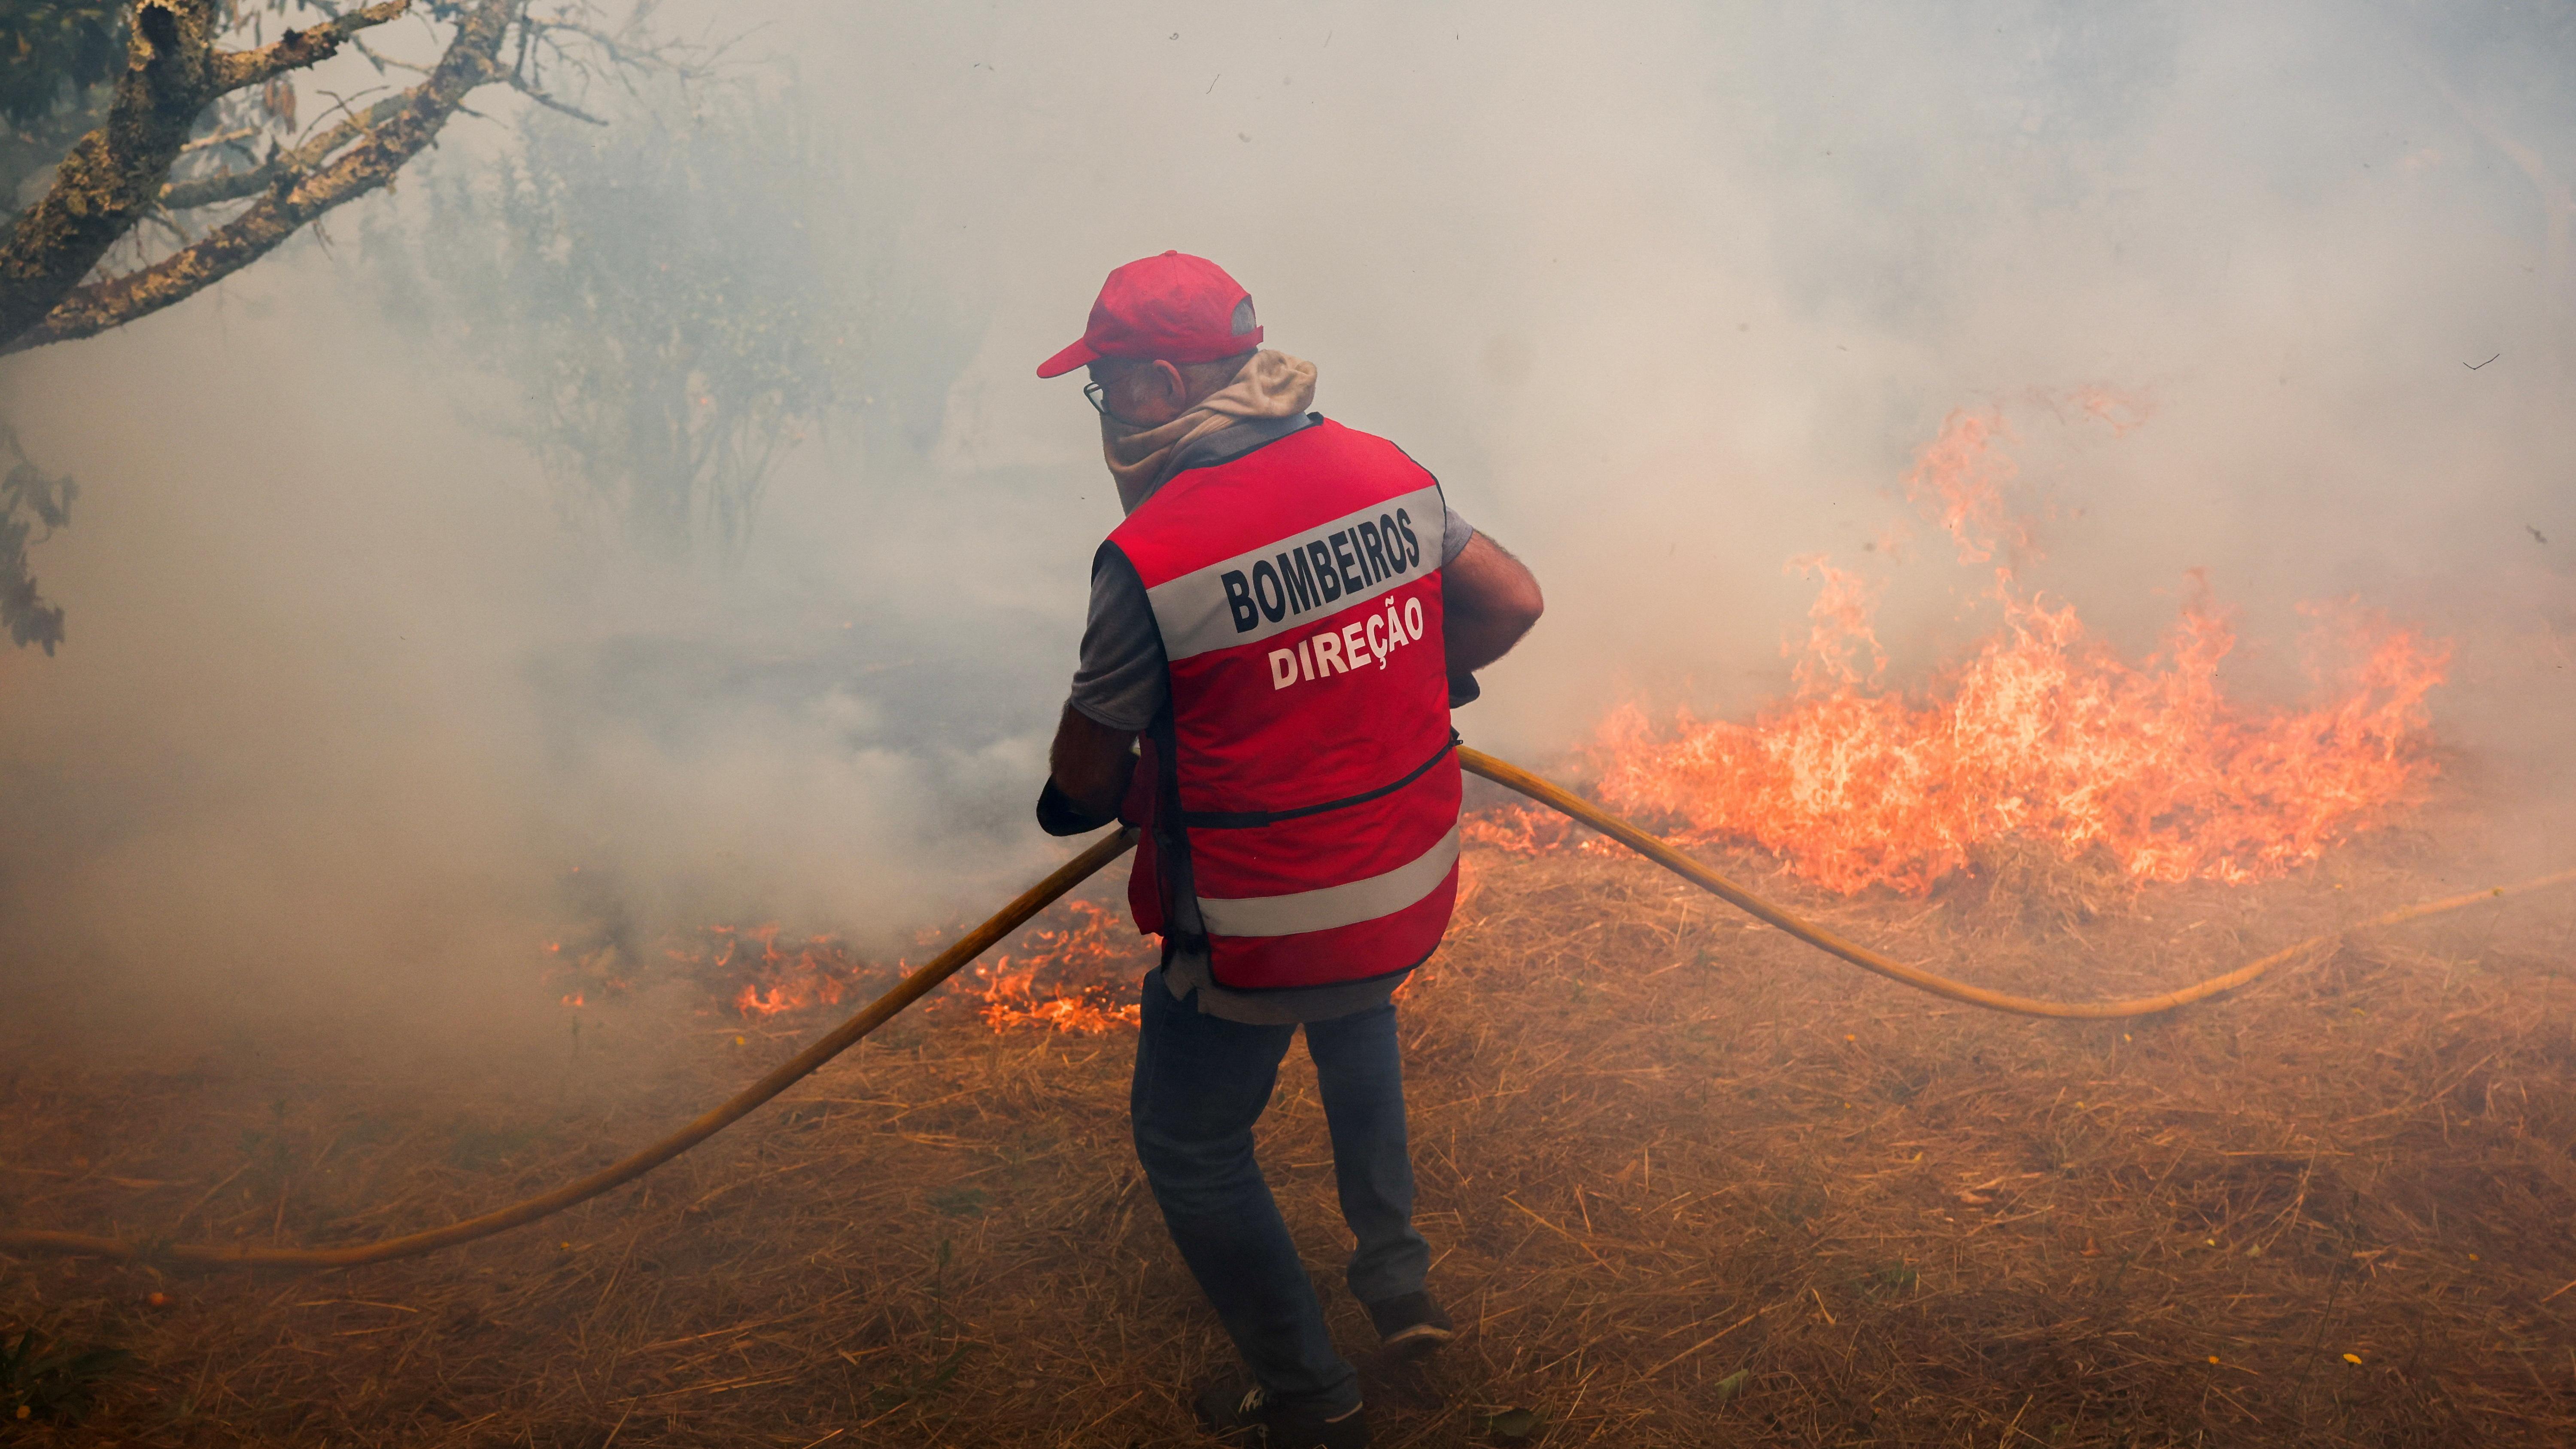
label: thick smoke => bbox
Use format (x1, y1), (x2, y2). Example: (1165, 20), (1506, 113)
(1, 1), (2569, 1050)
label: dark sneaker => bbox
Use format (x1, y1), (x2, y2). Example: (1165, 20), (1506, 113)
(1191, 1376), (1370, 1448)
(1364, 1291), (1455, 1358)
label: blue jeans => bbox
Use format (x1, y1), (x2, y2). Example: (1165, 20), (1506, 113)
(1130, 969), (1429, 1414)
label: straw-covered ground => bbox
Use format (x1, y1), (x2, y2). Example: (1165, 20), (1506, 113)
(6, 786), (2576, 1446)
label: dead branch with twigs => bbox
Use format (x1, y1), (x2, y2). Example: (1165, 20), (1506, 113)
(0, 0), (677, 355)
(0, 0), (410, 348)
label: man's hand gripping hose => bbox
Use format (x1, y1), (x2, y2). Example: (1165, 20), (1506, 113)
(6, 749), (2569, 1270)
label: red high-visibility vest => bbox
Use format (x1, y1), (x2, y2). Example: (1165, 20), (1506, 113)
(1109, 418), (1461, 992)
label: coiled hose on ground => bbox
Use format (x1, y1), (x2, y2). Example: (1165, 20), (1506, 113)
(4, 746), (2568, 1270)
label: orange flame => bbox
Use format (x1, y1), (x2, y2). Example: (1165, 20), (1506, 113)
(542, 937), (633, 1005)
(1513, 396), (2449, 896)
(968, 900), (1147, 1033)
(1903, 407), (2027, 567)
(722, 925), (864, 1018)
(647, 896), (1155, 1031)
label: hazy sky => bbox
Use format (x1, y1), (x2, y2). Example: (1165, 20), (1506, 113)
(2, 1), (2568, 1041)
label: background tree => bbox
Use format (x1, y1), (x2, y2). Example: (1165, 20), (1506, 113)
(0, 0), (665, 648)
(374, 73), (860, 556)
(0, 0), (652, 352)
(0, 423), (75, 653)
(1, 2), (129, 211)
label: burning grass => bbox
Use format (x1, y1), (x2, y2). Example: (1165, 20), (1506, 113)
(6, 792), (2576, 1446)
(1582, 399), (2450, 898)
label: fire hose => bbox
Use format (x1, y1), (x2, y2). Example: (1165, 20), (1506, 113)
(5, 745), (2569, 1270)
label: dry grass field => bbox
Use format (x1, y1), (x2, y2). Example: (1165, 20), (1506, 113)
(7, 789), (2576, 1446)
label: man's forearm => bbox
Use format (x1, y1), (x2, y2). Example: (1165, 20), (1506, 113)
(1440, 531), (1546, 687)
(1048, 701), (1139, 820)
(1445, 606), (1537, 678)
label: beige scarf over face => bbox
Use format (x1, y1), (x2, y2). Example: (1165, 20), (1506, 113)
(1102, 349), (1318, 513)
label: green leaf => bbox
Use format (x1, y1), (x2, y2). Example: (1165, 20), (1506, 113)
(1480, 1406), (1543, 1441)
(1713, 1368), (1751, 1403)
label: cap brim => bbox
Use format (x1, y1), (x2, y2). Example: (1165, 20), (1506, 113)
(1035, 338), (1100, 379)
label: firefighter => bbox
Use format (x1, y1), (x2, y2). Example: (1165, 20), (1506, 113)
(1035, 252), (1544, 1449)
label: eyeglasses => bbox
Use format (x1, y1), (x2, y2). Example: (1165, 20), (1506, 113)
(1082, 380), (1115, 418)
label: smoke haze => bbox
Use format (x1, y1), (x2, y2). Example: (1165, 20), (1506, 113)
(3, 1), (2570, 1048)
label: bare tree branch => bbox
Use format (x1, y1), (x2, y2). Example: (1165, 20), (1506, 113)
(509, 75), (606, 125)
(179, 125), (259, 155)
(0, 0), (421, 349)
(5, 0), (522, 353)
(346, 34), (432, 77)
(157, 86), (407, 211)
(156, 156), (282, 212)
(522, 16), (659, 75)
(0, 1), (228, 346)
(210, 0), (410, 95)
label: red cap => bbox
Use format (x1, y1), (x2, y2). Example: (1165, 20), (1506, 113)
(1036, 251), (1263, 378)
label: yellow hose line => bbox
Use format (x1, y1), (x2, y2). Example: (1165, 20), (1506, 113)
(6, 750), (2570, 1270)
(0, 829), (1138, 1269)
(1461, 746), (2576, 1020)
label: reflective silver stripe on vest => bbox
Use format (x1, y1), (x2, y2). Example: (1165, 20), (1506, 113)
(1195, 826), (1459, 938)
(1146, 483), (1446, 663)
